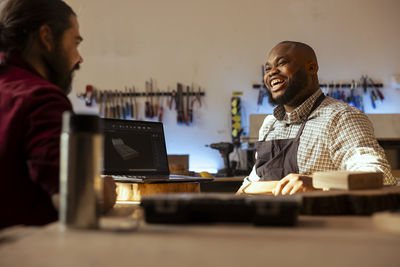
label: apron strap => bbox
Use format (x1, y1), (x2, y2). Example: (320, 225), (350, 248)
(295, 93), (326, 139)
(262, 119), (276, 142)
(261, 93), (326, 141)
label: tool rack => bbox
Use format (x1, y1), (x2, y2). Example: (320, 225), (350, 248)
(77, 90), (206, 98)
(77, 81), (206, 124)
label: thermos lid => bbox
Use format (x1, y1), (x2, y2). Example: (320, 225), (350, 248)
(62, 111), (102, 133)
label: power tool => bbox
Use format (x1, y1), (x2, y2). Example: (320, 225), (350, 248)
(206, 142), (234, 177)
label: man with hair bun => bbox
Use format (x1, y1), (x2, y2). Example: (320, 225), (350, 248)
(0, 0), (114, 229)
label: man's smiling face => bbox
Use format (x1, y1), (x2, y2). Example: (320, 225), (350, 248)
(264, 43), (307, 106)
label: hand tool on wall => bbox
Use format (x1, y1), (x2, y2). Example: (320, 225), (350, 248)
(85, 85), (94, 106)
(191, 86), (202, 108)
(154, 89), (160, 118)
(106, 91), (111, 118)
(158, 93), (164, 122)
(370, 94), (376, 109)
(347, 82), (354, 106)
(376, 88), (384, 100)
(123, 90), (128, 119)
(186, 85), (191, 124)
(120, 91), (126, 119)
(103, 91), (109, 118)
(109, 91), (114, 118)
(361, 75), (368, 93)
(114, 92), (119, 119)
(107, 91), (112, 118)
(371, 90), (378, 102)
(351, 80), (363, 111)
(149, 79), (155, 118)
(124, 87), (131, 118)
(188, 86), (202, 124)
(169, 89), (177, 110)
(369, 80), (377, 109)
(368, 77), (384, 101)
(131, 86), (137, 120)
(108, 91), (115, 119)
(152, 79), (159, 117)
(166, 86), (171, 108)
(339, 84), (345, 102)
(115, 90), (121, 119)
(177, 83), (185, 123)
(145, 81), (151, 118)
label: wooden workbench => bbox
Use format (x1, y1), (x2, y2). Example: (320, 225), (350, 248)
(115, 177), (244, 202)
(1, 203), (399, 267)
(200, 176), (244, 192)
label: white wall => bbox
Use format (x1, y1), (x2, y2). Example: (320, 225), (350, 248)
(65, 0), (400, 172)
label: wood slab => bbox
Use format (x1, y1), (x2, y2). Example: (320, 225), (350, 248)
(116, 182), (200, 202)
(241, 181), (278, 194)
(299, 186), (400, 215)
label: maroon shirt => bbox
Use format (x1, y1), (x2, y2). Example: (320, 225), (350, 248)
(0, 54), (72, 228)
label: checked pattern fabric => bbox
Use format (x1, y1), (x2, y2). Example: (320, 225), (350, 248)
(244, 89), (396, 187)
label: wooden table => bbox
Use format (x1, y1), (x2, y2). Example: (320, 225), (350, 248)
(1, 203), (399, 267)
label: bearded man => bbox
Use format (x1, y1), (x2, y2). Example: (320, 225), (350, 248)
(239, 41), (396, 195)
(0, 0), (114, 229)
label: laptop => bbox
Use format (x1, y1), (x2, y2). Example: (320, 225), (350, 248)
(102, 118), (213, 183)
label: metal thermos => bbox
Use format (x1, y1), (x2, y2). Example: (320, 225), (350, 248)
(59, 112), (103, 229)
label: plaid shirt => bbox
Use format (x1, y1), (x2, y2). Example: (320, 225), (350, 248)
(244, 89), (396, 186)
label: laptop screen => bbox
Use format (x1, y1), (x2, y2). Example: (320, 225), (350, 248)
(102, 119), (169, 176)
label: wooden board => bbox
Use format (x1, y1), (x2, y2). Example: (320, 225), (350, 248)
(299, 186), (400, 215)
(241, 181), (278, 194)
(116, 182), (200, 202)
(116, 181), (400, 215)
(312, 171), (383, 190)
(168, 154), (190, 175)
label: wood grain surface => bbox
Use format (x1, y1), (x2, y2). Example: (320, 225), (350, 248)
(116, 182), (200, 202)
(299, 186), (400, 215)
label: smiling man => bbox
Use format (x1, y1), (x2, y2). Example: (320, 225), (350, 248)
(239, 41), (396, 195)
(0, 0), (83, 228)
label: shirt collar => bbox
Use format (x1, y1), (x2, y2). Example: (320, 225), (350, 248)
(0, 52), (43, 78)
(273, 89), (323, 124)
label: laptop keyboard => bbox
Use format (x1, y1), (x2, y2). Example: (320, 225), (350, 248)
(105, 175), (146, 180)
(101, 174), (169, 181)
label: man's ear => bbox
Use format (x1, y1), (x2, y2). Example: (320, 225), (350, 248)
(39, 25), (54, 52)
(307, 61), (318, 75)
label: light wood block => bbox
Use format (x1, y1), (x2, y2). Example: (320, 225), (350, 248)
(241, 181), (278, 194)
(312, 171), (383, 190)
(116, 182), (200, 202)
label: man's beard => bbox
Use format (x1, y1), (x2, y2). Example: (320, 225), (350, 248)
(266, 67), (308, 106)
(43, 45), (80, 95)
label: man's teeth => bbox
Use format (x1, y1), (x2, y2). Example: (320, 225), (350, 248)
(271, 79), (284, 86)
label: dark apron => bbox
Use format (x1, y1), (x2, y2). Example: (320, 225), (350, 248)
(255, 94), (325, 180)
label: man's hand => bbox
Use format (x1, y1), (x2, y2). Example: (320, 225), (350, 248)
(273, 173), (314, 196)
(103, 176), (117, 212)
(51, 176), (117, 213)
